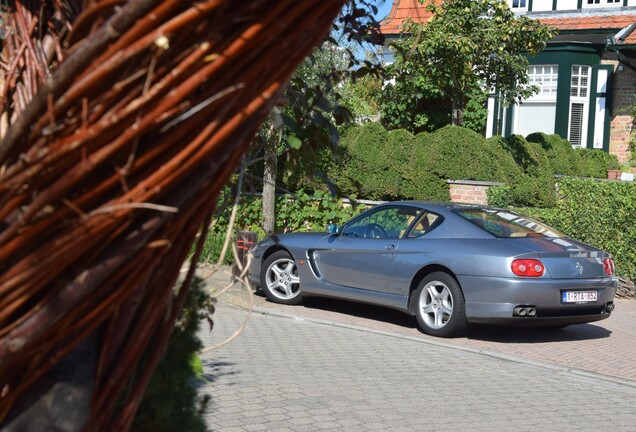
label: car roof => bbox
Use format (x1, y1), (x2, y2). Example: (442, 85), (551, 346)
(377, 201), (496, 215)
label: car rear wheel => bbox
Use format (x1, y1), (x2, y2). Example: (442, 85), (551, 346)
(260, 251), (302, 305)
(414, 272), (466, 337)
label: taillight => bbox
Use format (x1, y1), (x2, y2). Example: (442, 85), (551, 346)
(604, 258), (615, 276)
(511, 259), (545, 277)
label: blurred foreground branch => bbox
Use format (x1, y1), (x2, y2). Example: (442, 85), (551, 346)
(0, 1), (346, 429)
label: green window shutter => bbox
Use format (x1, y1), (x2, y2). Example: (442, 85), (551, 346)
(586, 64), (613, 152)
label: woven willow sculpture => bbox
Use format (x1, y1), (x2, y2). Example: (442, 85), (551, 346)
(0, 1), (346, 429)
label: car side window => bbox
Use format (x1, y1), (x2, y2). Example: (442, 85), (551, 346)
(407, 212), (440, 238)
(342, 207), (422, 239)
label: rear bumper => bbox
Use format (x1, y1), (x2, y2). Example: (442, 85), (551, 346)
(459, 274), (617, 324)
(468, 306), (613, 326)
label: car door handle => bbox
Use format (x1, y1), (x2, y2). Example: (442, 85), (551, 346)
(386, 244), (396, 250)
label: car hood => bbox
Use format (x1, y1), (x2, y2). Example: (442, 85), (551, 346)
(506, 237), (607, 279)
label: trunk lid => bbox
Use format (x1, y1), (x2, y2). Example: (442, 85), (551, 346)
(506, 237), (606, 279)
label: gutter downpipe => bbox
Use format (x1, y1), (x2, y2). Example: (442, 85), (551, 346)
(606, 23), (636, 73)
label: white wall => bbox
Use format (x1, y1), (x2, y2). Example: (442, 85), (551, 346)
(555, 0), (579, 10)
(531, 0), (554, 12)
(528, 0), (636, 11)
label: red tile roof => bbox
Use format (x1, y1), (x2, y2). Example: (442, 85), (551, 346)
(380, 0), (436, 34)
(380, 0), (636, 41)
(624, 32), (636, 45)
(539, 16), (636, 31)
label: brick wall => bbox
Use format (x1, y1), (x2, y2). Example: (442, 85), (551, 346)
(447, 180), (503, 205)
(602, 57), (635, 165)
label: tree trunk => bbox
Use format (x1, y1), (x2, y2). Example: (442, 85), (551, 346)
(262, 137), (277, 234)
(451, 93), (464, 127)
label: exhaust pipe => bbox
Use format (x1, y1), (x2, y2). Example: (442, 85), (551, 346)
(513, 305), (538, 317)
(606, 303), (615, 313)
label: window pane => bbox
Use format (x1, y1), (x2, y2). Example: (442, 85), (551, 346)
(527, 64), (558, 99)
(570, 65), (590, 100)
(343, 207), (422, 239)
(454, 209), (565, 238)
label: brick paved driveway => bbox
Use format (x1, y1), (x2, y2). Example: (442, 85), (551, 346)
(199, 294), (636, 431)
(204, 266), (636, 383)
(251, 294), (636, 383)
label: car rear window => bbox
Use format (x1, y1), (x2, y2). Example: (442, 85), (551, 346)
(454, 208), (565, 238)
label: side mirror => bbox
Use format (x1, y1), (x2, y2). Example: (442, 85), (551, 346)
(327, 224), (339, 235)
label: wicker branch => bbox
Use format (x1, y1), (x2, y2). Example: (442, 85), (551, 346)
(0, 0), (346, 428)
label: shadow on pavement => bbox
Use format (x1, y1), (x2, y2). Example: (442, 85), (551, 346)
(196, 360), (238, 388)
(255, 291), (612, 343)
(320, 299), (615, 342)
(287, 296), (419, 330)
(465, 323), (612, 343)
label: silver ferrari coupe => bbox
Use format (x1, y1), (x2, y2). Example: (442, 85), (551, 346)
(248, 202), (617, 337)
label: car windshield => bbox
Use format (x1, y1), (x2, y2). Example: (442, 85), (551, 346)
(454, 208), (565, 238)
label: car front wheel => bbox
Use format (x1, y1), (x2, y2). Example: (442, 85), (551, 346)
(260, 250), (302, 305)
(414, 272), (466, 337)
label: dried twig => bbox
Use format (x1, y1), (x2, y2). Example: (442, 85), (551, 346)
(0, 1), (345, 429)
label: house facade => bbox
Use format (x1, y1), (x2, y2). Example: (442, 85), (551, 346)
(380, 0), (636, 164)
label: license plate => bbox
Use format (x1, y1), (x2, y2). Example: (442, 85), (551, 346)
(562, 290), (597, 303)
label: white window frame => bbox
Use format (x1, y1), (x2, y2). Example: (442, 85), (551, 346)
(568, 65), (591, 148)
(525, 65), (559, 102)
(584, 0), (621, 8)
(512, 64), (559, 136)
(509, 0), (528, 10)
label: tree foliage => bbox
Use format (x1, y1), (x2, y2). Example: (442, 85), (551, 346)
(383, 0), (556, 128)
(340, 73), (383, 119)
(520, 178), (636, 282)
(249, 1), (385, 232)
(380, 69), (452, 133)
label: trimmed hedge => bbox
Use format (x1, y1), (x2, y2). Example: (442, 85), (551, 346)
(519, 177), (636, 282)
(329, 123), (619, 207)
(576, 147), (621, 178)
(487, 133), (620, 207)
(526, 132), (620, 177)
(418, 125), (521, 183)
(487, 135), (556, 207)
(332, 123), (448, 201)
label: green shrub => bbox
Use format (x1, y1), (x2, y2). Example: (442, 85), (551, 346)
(518, 177), (636, 282)
(487, 135), (556, 207)
(576, 148), (620, 178)
(333, 123), (449, 201)
(199, 232), (234, 265)
(331, 122), (389, 199)
(275, 190), (365, 232)
(133, 278), (211, 432)
(209, 191), (366, 243)
(483, 136), (524, 182)
(487, 185), (512, 208)
(299, 122), (621, 210)
(526, 132), (619, 178)
(403, 132), (451, 201)
(419, 125), (514, 183)
(526, 133), (578, 175)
